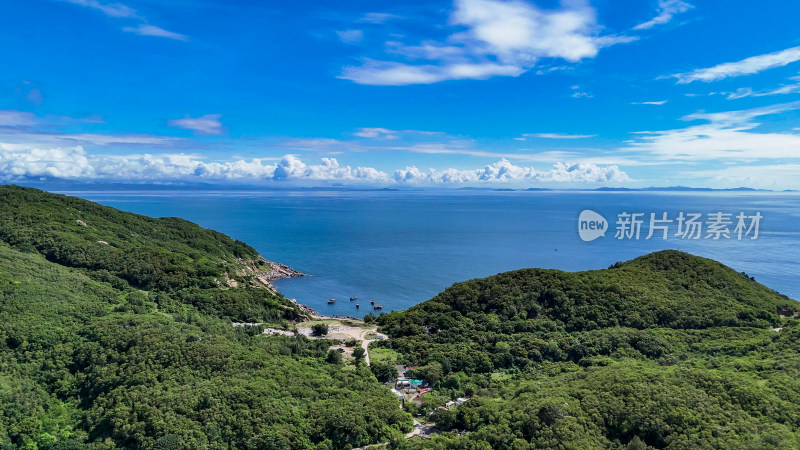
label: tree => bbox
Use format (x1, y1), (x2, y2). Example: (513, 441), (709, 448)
(363, 313), (377, 324)
(370, 361), (397, 383)
(422, 362), (444, 386)
(326, 349), (342, 364)
(312, 323), (329, 336)
(353, 347), (366, 363)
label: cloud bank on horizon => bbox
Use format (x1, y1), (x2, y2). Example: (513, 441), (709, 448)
(0, 143), (628, 186)
(2, 0), (800, 189)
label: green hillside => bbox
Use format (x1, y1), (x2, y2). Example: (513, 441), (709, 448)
(377, 251), (800, 449)
(4, 185), (800, 449)
(0, 186), (412, 449)
(0, 185), (300, 323)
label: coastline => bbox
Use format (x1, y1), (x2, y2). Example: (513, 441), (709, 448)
(254, 257), (305, 291)
(254, 256), (357, 321)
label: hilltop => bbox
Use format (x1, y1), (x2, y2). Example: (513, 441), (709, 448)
(375, 251), (800, 448)
(381, 250), (796, 345)
(0, 185), (304, 322)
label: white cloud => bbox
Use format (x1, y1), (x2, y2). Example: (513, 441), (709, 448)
(0, 144), (628, 185)
(633, 0), (692, 30)
(624, 101), (800, 161)
(758, 82), (800, 96)
(631, 100), (668, 105)
(336, 29), (364, 44)
(168, 114), (224, 135)
(280, 135), (590, 162)
(0, 132), (180, 149)
(64, 0), (187, 41)
(0, 110), (38, 127)
(523, 133), (596, 139)
(672, 46), (800, 83)
(283, 130), (622, 164)
(358, 12), (401, 24)
(450, 0), (601, 61)
(272, 155), (388, 182)
(122, 24), (188, 41)
(341, 60), (523, 85)
(340, 0), (633, 85)
(0, 144), (95, 179)
(393, 158), (628, 184)
(725, 81), (800, 100)
(62, 0), (138, 18)
(0, 111), (181, 149)
(353, 128), (399, 139)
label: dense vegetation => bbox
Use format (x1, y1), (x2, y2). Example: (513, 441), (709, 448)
(0, 185), (300, 323)
(4, 185), (800, 449)
(377, 251), (800, 448)
(0, 186), (411, 449)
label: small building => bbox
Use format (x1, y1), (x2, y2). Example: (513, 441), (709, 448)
(395, 378), (425, 389)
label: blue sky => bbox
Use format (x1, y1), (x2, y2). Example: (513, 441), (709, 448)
(2, 0), (800, 188)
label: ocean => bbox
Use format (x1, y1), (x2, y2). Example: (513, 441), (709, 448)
(61, 189), (800, 317)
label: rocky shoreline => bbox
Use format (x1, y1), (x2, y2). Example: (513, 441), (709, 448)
(254, 257), (305, 292)
(254, 257), (362, 322)
(250, 256), (326, 320)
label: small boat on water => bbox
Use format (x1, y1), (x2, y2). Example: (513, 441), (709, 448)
(328, 298), (335, 304)
(373, 304), (383, 310)
(350, 296), (357, 301)
(370, 300), (375, 305)
(355, 303), (360, 308)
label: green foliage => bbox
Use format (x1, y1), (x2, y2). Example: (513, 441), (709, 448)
(370, 361), (398, 383)
(378, 251), (797, 374)
(380, 250), (800, 448)
(312, 323), (330, 336)
(0, 186), (258, 290)
(0, 185), (301, 323)
(5, 186), (800, 449)
(0, 187), (411, 449)
(363, 312), (377, 324)
(326, 349), (343, 365)
(0, 244), (411, 449)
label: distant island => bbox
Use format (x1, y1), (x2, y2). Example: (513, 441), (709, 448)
(1, 185), (799, 449)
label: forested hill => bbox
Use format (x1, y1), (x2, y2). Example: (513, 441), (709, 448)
(0, 186), (412, 449)
(0, 185), (300, 322)
(375, 251), (800, 449)
(0, 185), (265, 290)
(381, 250), (797, 341)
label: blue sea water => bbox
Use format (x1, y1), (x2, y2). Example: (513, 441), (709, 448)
(61, 189), (800, 317)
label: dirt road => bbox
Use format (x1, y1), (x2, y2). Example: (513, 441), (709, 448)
(296, 322), (379, 366)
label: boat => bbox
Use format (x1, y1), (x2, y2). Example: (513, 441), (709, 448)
(373, 304), (383, 310)
(328, 298), (335, 304)
(370, 300), (375, 305)
(350, 296), (357, 301)
(355, 303), (360, 308)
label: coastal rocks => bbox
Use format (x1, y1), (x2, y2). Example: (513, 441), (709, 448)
(261, 259), (305, 283)
(229, 256), (305, 292)
(254, 258), (305, 292)
(287, 297), (321, 318)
